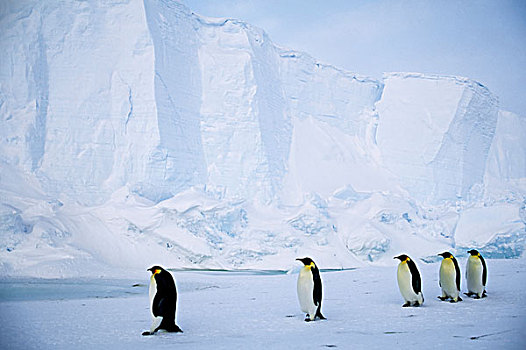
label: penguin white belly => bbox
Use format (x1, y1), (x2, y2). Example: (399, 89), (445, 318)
(467, 256), (483, 295)
(440, 259), (458, 298)
(397, 263), (418, 302)
(149, 275), (163, 331)
(297, 267), (316, 318)
(149, 275), (157, 318)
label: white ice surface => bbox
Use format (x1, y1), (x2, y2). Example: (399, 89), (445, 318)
(1, 259), (525, 349)
(0, 0), (524, 276)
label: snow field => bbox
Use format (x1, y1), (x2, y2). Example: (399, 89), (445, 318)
(1, 258), (525, 349)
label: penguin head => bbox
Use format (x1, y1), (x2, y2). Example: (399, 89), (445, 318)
(296, 257), (316, 269)
(147, 265), (165, 275)
(438, 252), (453, 259)
(467, 249), (480, 256)
(394, 254), (410, 262)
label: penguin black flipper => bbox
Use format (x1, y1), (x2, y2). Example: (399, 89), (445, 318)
(311, 266), (326, 320)
(451, 256), (461, 292)
(406, 259), (422, 294)
(480, 254), (487, 287)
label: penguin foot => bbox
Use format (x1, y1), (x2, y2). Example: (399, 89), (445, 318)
(437, 296), (447, 301)
(402, 302), (411, 307)
(304, 318), (313, 322)
(316, 311), (326, 320)
(142, 331), (155, 336)
(464, 292), (474, 297)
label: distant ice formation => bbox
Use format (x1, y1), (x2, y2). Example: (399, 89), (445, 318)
(0, 0), (524, 277)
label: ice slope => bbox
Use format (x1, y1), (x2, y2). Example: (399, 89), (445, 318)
(194, 13), (291, 202)
(0, 0), (525, 276)
(376, 73), (499, 204)
(484, 110), (526, 201)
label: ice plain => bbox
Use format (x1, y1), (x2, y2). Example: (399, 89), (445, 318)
(1, 258), (525, 349)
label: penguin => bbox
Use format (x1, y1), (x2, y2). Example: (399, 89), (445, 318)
(438, 252), (462, 302)
(296, 257), (326, 321)
(394, 254), (424, 307)
(465, 249), (487, 299)
(142, 265), (183, 336)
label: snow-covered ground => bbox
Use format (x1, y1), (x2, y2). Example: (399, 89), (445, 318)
(1, 258), (525, 349)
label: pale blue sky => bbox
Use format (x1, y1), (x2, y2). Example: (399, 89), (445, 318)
(183, 0), (526, 116)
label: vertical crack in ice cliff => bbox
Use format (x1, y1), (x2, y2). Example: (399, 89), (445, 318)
(431, 81), (498, 202)
(124, 86), (133, 134)
(28, 20), (48, 171)
(142, 0), (206, 202)
(247, 29), (291, 202)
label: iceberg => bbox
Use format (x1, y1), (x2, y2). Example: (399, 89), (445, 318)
(0, 0), (524, 276)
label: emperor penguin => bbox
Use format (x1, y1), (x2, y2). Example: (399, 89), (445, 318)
(465, 249), (487, 299)
(296, 257), (326, 321)
(438, 252), (462, 302)
(394, 254), (424, 307)
(142, 265), (183, 336)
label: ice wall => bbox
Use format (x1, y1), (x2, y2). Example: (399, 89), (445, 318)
(279, 51), (386, 201)
(376, 73), (499, 204)
(2, 1), (507, 208)
(0, 0), (160, 205)
(0, 0), (524, 276)
(485, 111), (526, 183)
(141, 0), (206, 202)
(195, 16), (291, 202)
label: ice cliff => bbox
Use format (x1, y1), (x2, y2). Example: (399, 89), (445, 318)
(0, 0), (524, 277)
